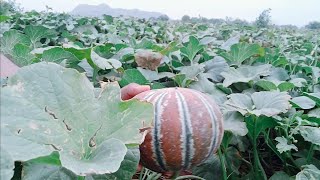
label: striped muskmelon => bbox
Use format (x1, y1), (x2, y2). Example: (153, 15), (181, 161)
(134, 87), (224, 172)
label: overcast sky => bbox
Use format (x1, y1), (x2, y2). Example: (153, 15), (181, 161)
(15, 0), (320, 26)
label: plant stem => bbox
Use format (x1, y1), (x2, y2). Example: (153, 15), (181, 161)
(307, 144), (315, 164)
(174, 175), (205, 180)
(252, 116), (267, 180)
(92, 67), (98, 86)
(218, 148), (228, 180)
(171, 171), (181, 180)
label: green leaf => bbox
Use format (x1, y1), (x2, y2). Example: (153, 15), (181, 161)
(278, 82), (295, 92)
(192, 154), (221, 180)
(255, 80), (277, 91)
(91, 49), (122, 70)
(1, 62), (154, 175)
(203, 56), (229, 82)
(299, 126), (320, 146)
(304, 93), (320, 107)
(223, 111), (248, 136)
(265, 67), (289, 85)
(269, 171), (291, 180)
(0, 15), (10, 22)
(246, 116), (278, 140)
(291, 96), (316, 110)
(189, 74), (227, 104)
(275, 136), (298, 153)
(24, 25), (56, 48)
(137, 67), (174, 82)
(220, 43), (265, 66)
(0, 29), (31, 55)
(0, 147), (14, 180)
(22, 162), (77, 180)
(221, 64), (271, 87)
(42, 47), (80, 65)
(86, 148), (140, 180)
(224, 91), (291, 117)
(296, 165), (320, 180)
(11, 43), (36, 67)
(119, 69), (149, 87)
(180, 36), (203, 61)
(251, 91), (291, 117)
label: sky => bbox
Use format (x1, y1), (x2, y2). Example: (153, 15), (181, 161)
(14, 0), (320, 26)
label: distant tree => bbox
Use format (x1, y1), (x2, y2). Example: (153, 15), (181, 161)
(158, 15), (169, 21)
(305, 21), (320, 29)
(255, 8), (272, 28)
(181, 15), (190, 22)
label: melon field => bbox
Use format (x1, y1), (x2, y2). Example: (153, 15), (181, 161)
(0, 8), (320, 180)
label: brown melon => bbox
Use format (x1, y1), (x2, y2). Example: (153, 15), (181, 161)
(134, 87), (224, 172)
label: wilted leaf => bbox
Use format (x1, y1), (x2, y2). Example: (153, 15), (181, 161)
(1, 62), (153, 175)
(221, 64), (271, 87)
(275, 136), (298, 153)
(134, 50), (163, 70)
(220, 43), (264, 66)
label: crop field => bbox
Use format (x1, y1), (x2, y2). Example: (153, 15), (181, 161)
(0, 4), (319, 180)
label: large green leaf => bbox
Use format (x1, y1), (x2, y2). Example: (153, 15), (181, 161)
(86, 148), (140, 180)
(291, 96), (316, 110)
(180, 36), (203, 61)
(11, 44), (36, 67)
(223, 111), (248, 136)
(221, 64), (271, 87)
(296, 165), (320, 180)
(0, 29), (31, 55)
(224, 91), (291, 117)
(220, 43), (265, 66)
(23, 25), (56, 48)
(42, 47), (80, 65)
(298, 126), (320, 146)
(0, 147), (14, 180)
(203, 56), (229, 82)
(1, 62), (153, 176)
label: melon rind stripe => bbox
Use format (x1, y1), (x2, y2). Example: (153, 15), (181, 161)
(176, 90), (194, 169)
(152, 92), (167, 170)
(193, 91), (219, 158)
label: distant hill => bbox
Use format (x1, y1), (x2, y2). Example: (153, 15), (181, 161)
(70, 4), (166, 19)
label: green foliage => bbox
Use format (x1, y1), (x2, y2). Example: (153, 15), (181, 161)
(1, 10), (320, 180)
